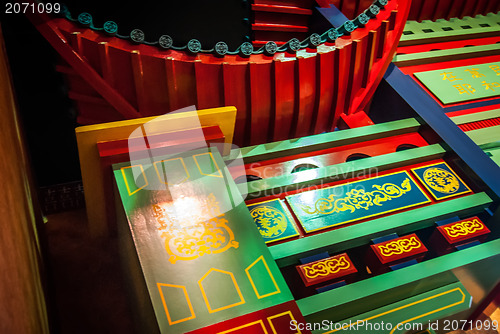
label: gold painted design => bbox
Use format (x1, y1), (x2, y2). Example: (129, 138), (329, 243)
(245, 256), (280, 299)
(423, 167), (460, 194)
(153, 157), (190, 185)
(152, 193), (238, 264)
(301, 179), (412, 215)
(378, 236), (422, 257)
(198, 268), (245, 313)
(302, 256), (351, 279)
(217, 320), (268, 334)
(268, 311), (301, 334)
(444, 219), (484, 238)
(157, 283), (196, 325)
(250, 206), (287, 238)
(121, 165), (148, 196)
(193, 152), (223, 178)
(325, 288), (466, 334)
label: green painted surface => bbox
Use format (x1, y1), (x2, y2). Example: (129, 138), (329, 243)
(113, 148), (293, 334)
(414, 62), (500, 104)
(450, 108), (500, 125)
(270, 192), (492, 267)
(308, 283), (471, 334)
(240, 144), (445, 199)
(400, 13), (500, 46)
(298, 237), (500, 323)
(465, 125), (500, 148)
(394, 44), (500, 67)
(227, 118), (421, 163)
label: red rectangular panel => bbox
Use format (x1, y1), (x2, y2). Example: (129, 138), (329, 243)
(296, 253), (357, 287)
(185, 301), (311, 334)
(371, 234), (428, 265)
(437, 217), (490, 245)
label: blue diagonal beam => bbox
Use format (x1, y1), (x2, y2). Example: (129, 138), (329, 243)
(316, 5), (349, 28)
(384, 63), (500, 200)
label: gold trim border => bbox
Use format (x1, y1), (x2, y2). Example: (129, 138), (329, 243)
(245, 255), (281, 299)
(121, 164), (149, 196)
(193, 152), (223, 178)
(324, 287), (466, 334)
(157, 283), (196, 325)
(198, 268), (245, 313)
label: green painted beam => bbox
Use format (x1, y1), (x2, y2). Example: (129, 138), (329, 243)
(239, 144), (445, 199)
(400, 13), (500, 46)
(450, 108), (500, 125)
(226, 118), (421, 163)
(465, 125), (500, 148)
(298, 237), (500, 323)
(309, 282), (471, 334)
(393, 43), (500, 67)
(270, 192), (492, 267)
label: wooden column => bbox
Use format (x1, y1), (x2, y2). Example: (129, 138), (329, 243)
(0, 28), (49, 333)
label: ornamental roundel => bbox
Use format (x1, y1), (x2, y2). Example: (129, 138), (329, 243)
(423, 168), (460, 194)
(327, 28), (339, 41)
(159, 35), (173, 49)
(77, 12), (92, 25)
(214, 41), (229, 56)
(369, 4), (380, 16)
(103, 21), (118, 34)
(289, 38), (301, 51)
(188, 39), (202, 53)
(358, 13), (370, 25)
(309, 33), (322, 46)
(240, 42), (254, 56)
(250, 206), (288, 238)
(344, 21), (356, 33)
(130, 29), (145, 43)
(264, 41), (278, 55)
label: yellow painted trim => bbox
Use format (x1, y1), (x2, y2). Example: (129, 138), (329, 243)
(245, 255), (281, 299)
(268, 311), (301, 334)
(411, 161), (472, 201)
(198, 268), (245, 313)
(217, 320), (268, 334)
(324, 287), (466, 334)
(120, 165), (148, 196)
(157, 283), (196, 325)
(286, 171), (432, 233)
(153, 157), (190, 185)
(193, 152), (223, 178)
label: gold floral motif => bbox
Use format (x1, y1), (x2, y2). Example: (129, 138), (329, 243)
(378, 236), (422, 257)
(302, 256), (351, 279)
(444, 219), (484, 238)
(301, 179), (412, 215)
(423, 167), (460, 194)
(250, 206), (287, 238)
(152, 193), (238, 264)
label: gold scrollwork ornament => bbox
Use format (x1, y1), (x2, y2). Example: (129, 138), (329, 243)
(301, 178), (412, 215)
(152, 194), (239, 264)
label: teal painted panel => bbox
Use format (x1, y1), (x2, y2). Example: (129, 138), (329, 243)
(247, 199), (299, 243)
(414, 61), (500, 104)
(285, 171), (431, 233)
(411, 162), (471, 201)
